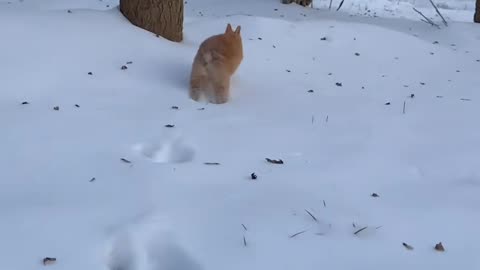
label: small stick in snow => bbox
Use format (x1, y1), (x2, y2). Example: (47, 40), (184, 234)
(311, 115), (315, 124)
(89, 177), (96, 182)
(21, 101), (29, 105)
(43, 257), (56, 266)
(403, 242), (414, 250)
(325, 115), (329, 123)
(403, 101), (406, 114)
(243, 236), (247, 247)
(266, 158), (284, 164)
(164, 124), (175, 128)
(428, 0), (448, 26)
(329, 0), (333, 10)
(412, 8), (440, 28)
(336, 0), (345, 11)
(289, 230), (307, 238)
(75, 104), (80, 108)
(323, 200), (326, 207)
(354, 226), (368, 235)
(305, 209), (318, 222)
(120, 158), (132, 163)
(242, 224), (248, 231)
(371, 193), (380, 197)
(460, 98), (471, 101)
(204, 162), (220, 165)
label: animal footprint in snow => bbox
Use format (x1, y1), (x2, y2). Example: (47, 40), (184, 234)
(132, 135), (195, 164)
(146, 232), (204, 270)
(106, 214), (203, 270)
(107, 234), (137, 270)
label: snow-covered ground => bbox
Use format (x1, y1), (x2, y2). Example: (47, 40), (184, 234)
(1, 0), (479, 269)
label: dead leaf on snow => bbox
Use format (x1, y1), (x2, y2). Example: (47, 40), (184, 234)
(434, 242), (445, 252)
(43, 257), (56, 266)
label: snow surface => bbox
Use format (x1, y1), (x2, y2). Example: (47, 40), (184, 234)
(1, 0), (480, 269)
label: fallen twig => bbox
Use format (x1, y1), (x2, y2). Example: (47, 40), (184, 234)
(305, 209), (318, 222)
(336, 0), (345, 11)
(120, 158), (132, 164)
(289, 230), (307, 238)
(403, 242), (414, 250)
(266, 158), (284, 164)
(354, 226), (368, 235)
(429, 0), (448, 26)
(413, 8), (440, 28)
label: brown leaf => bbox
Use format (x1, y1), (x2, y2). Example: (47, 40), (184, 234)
(434, 242), (445, 252)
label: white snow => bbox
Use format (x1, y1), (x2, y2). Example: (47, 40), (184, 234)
(1, 0), (480, 269)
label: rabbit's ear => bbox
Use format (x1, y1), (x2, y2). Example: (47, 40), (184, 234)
(234, 25), (241, 34)
(225, 23), (233, 33)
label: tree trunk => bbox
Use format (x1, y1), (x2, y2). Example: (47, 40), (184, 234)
(475, 0), (480, 23)
(120, 0), (183, 42)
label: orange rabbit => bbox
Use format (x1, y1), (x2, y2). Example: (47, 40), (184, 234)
(189, 23), (243, 104)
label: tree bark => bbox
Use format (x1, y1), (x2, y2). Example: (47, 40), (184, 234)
(475, 0), (480, 23)
(120, 0), (183, 42)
